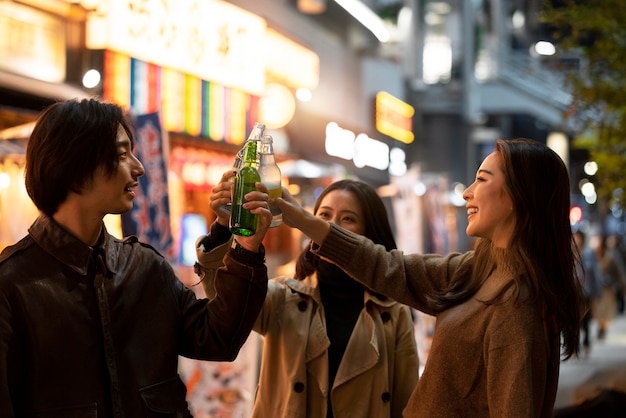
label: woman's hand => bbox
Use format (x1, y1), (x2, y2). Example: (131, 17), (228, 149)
(273, 187), (330, 245)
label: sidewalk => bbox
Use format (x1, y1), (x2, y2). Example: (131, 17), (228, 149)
(554, 312), (626, 409)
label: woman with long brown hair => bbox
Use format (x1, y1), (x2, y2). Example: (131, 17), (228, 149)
(276, 138), (585, 417)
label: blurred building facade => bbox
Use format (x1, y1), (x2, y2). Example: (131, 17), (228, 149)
(256, 0), (576, 252)
(0, 0), (576, 252)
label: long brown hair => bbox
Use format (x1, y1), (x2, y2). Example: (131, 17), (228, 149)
(295, 180), (397, 280)
(435, 139), (584, 359)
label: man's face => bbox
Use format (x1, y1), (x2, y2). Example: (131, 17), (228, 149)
(82, 125), (145, 217)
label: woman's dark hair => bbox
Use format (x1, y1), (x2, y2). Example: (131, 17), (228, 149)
(436, 138), (584, 359)
(25, 98), (135, 216)
(295, 179), (397, 280)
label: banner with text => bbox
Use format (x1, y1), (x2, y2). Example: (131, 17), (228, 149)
(122, 112), (176, 263)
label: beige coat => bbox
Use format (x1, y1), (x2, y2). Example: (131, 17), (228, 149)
(196, 238), (419, 418)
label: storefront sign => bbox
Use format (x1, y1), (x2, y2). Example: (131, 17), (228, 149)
(264, 28), (319, 91)
(324, 122), (389, 171)
(375, 91), (414, 144)
(0, 2), (66, 83)
(87, 0), (266, 95)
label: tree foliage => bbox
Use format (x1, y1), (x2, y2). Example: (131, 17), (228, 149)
(542, 0), (626, 209)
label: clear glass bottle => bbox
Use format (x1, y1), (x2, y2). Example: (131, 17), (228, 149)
(258, 135), (282, 227)
(220, 122), (265, 213)
(230, 139), (261, 236)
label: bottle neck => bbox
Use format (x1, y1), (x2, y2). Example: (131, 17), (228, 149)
(243, 141), (258, 167)
(248, 123), (266, 141)
(260, 141), (274, 155)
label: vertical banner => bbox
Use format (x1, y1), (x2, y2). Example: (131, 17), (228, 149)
(121, 112), (176, 263)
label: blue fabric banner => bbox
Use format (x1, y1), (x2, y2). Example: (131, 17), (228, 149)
(122, 112), (176, 263)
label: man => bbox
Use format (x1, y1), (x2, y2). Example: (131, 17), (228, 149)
(0, 98), (271, 417)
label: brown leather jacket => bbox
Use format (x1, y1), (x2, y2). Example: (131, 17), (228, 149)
(0, 215), (267, 418)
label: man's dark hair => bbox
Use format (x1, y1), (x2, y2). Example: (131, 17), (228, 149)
(25, 98), (135, 216)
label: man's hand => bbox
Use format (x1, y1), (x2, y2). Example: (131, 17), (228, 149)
(233, 182), (272, 253)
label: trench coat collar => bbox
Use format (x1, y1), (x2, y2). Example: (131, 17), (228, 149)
(28, 214), (120, 276)
(283, 271), (399, 389)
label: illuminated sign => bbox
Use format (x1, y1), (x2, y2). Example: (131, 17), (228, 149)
(87, 0), (319, 96)
(0, 2), (66, 83)
(325, 122), (389, 171)
(264, 28), (319, 91)
(87, 0), (267, 95)
(375, 91), (414, 144)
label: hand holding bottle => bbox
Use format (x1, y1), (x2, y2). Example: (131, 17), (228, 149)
(210, 170), (238, 227)
(219, 122), (265, 214)
(231, 139), (262, 236)
(209, 169), (272, 250)
(233, 181), (273, 252)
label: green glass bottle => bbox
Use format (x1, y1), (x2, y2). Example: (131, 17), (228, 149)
(219, 122), (265, 214)
(230, 139), (261, 236)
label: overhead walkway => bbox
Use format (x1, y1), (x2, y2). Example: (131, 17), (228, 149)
(478, 51), (574, 128)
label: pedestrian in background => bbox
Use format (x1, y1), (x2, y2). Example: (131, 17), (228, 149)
(275, 138), (585, 417)
(606, 234), (626, 315)
(593, 234), (625, 340)
(573, 230), (602, 356)
(0, 98), (271, 417)
(196, 177), (419, 417)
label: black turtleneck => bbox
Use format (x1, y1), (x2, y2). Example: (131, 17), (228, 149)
(317, 259), (364, 418)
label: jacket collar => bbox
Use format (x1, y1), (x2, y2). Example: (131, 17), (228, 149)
(28, 214), (119, 276)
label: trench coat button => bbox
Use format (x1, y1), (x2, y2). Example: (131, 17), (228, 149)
(297, 300), (307, 311)
(381, 391), (391, 403)
(293, 382), (305, 393)
(381, 311), (391, 322)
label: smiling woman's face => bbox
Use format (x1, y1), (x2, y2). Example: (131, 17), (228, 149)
(462, 151), (516, 248)
(315, 189), (366, 236)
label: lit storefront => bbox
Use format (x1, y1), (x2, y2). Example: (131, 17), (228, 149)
(0, 1), (91, 249)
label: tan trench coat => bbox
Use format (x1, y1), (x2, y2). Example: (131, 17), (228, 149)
(196, 238), (419, 418)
